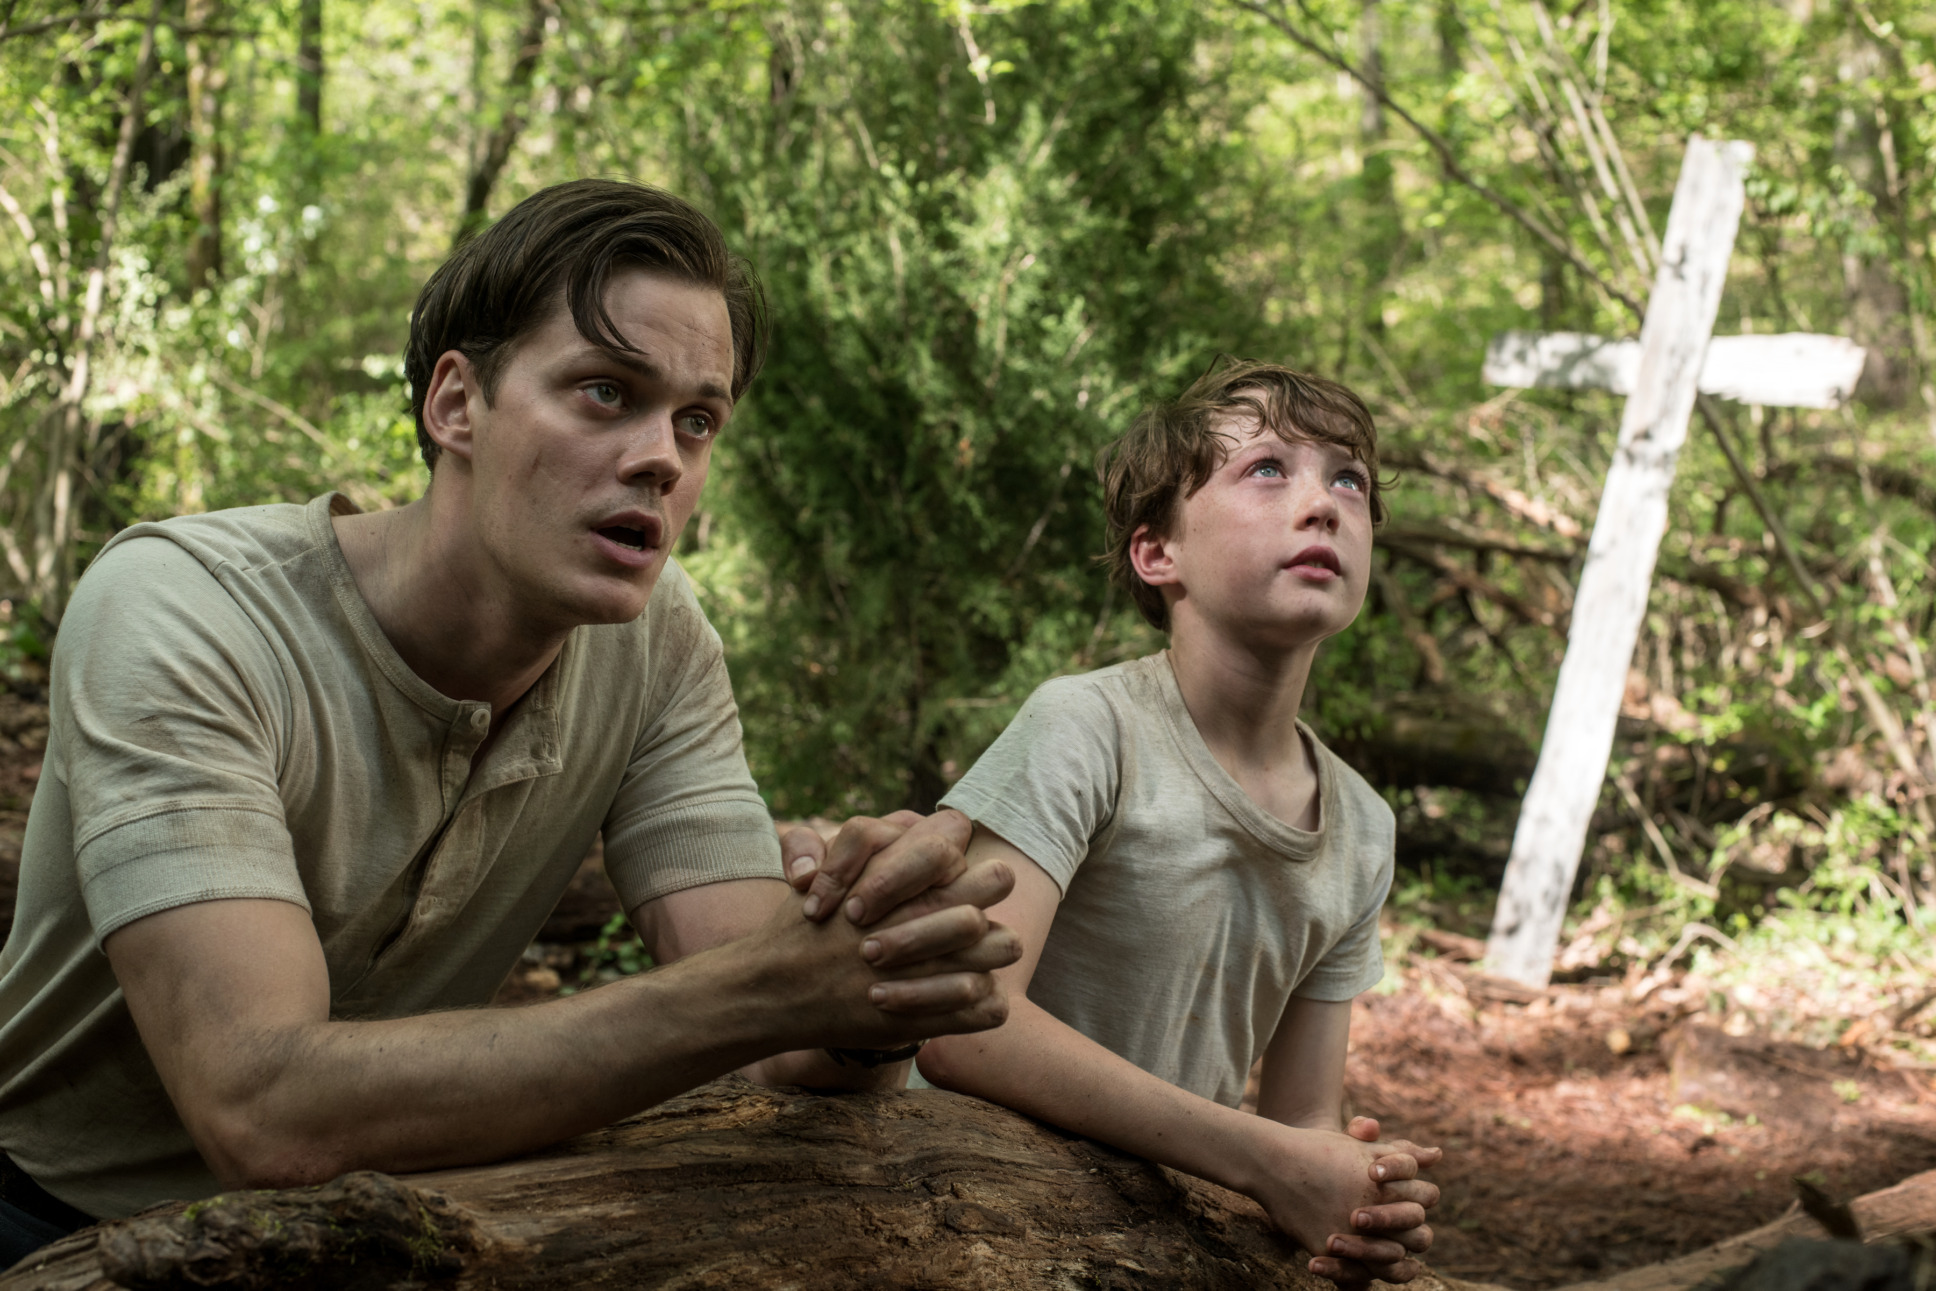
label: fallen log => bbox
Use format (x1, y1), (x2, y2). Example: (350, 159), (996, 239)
(4, 1077), (1497, 1291)
(1553, 1166), (1936, 1291)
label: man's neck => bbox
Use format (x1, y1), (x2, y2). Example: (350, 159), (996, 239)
(332, 494), (569, 715)
(1166, 613), (1321, 828)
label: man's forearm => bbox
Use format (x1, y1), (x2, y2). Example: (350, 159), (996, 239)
(743, 1049), (910, 1091)
(195, 937), (805, 1188)
(918, 998), (1271, 1197)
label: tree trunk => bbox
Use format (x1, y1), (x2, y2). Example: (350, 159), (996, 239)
(1, 1078), (1485, 1291)
(454, 0), (553, 249)
(184, 0), (224, 291)
(296, 0), (324, 138)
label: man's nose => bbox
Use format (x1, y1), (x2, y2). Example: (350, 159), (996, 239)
(617, 412), (682, 495)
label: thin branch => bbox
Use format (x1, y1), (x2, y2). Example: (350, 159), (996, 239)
(208, 370), (332, 450)
(1231, 0), (1644, 319)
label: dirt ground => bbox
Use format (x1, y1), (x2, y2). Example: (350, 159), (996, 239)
(4, 694), (1932, 1289)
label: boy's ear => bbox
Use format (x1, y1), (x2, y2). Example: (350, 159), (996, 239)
(1129, 523), (1181, 589)
(422, 350), (481, 465)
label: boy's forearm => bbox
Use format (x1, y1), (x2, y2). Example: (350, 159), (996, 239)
(918, 998), (1272, 1196)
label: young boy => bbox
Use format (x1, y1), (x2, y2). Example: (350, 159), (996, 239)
(917, 359), (1442, 1286)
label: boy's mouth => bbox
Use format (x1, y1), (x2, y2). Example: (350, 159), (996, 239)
(1286, 545), (1343, 579)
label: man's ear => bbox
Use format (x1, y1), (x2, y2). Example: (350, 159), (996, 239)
(422, 351), (481, 464)
(1128, 523), (1180, 588)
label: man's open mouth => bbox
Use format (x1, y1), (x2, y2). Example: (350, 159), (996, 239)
(597, 525), (651, 551)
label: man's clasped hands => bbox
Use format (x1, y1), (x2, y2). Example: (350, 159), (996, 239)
(760, 807), (1441, 1287)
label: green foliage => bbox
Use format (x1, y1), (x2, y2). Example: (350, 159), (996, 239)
(4, 0), (1936, 984)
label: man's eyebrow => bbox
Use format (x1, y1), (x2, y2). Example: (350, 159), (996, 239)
(579, 344), (733, 403)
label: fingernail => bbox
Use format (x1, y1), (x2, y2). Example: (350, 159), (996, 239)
(868, 985), (887, 1003)
(1355, 1212), (1371, 1228)
(1374, 1165), (1387, 1180)
(862, 938), (881, 961)
(803, 894), (821, 918)
(845, 896), (865, 922)
(790, 857), (815, 880)
(1329, 1237), (1346, 1254)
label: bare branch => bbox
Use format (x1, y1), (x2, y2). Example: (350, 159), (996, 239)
(1229, 0), (1645, 319)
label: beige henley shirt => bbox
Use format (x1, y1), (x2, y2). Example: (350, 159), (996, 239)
(0, 494), (782, 1218)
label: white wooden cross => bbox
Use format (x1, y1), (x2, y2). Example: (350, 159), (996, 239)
(1478, 136), (1867, 989)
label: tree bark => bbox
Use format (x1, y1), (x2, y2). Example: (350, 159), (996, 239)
(454, 0), (553, 249)
(1, 1078), (1486, 1291)
(296, 0), (323, 138)
(184, 0), (224, 290)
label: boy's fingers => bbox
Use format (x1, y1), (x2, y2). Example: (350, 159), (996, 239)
(861, 905), (989, 968)
(1350, 1202), (1428, 1233)
(801, 816), (907, 920)
(839, 810), (973, 926)
(1305, 1256), (1374, 1286)
(1375, 1179), (1440, 1210)
(780, 826), (827, 891)
(1310, 1255), (1422, 1285)
(1325, 1232), (1411, 1264)
(1369, 1151), (1418, 1182)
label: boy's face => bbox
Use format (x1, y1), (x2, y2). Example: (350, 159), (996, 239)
(1134, 407), (1373, 651)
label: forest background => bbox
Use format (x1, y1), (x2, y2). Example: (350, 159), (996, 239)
(3, 0), (1936, 1060)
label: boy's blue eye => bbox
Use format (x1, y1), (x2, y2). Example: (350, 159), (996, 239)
(1253, 462), (1283, 478)
(1334, 469), (1367, 491)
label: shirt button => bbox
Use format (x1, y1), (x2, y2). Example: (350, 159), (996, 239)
(470, 710), (490, 732)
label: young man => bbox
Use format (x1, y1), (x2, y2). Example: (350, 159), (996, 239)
(915, 360), (1441, 1285)
(0, 181), (1018, 1261)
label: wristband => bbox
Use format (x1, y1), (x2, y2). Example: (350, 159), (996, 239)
(825, 1041), (926, 1068)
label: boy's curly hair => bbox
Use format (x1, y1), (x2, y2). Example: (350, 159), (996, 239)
(1098, 357), (1387, 632)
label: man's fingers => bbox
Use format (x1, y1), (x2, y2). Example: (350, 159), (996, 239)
(1350, 1202), (1428, 1234)
(780, 826), (827, 892)
(861, 905), (989, 968)
(866, 971), (1009, 1028)
(1345, 1115), (1380, 1142)
(874, 858), (1016, 929)
(801, 816), (906, 920)
(839, 809), (972, 926)
(1375, 1178), (1440, 1210)
(873, 921), (1023, 976)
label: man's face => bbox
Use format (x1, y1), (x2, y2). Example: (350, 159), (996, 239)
(443, 269), (735, 630)
(1141, 410), (1374, 650)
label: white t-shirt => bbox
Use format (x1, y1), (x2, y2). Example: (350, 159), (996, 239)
(940, 652), (1393, 1108)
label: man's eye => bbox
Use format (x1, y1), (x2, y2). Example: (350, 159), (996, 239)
(586, 382), (622, 406)
(677, 412), (716, 438)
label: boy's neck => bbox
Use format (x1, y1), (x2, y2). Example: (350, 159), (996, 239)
(1166, 618), (1321, 829)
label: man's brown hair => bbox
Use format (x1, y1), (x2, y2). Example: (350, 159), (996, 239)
(1098, 356), (1387, 631)
(405, 179), (769, 470)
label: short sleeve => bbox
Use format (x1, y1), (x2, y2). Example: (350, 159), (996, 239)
(939, 676), (1121, 893)
(57, 538), (307, 945)
(600, 566), (783, 909)
(1292, 789), (1395, 1002)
